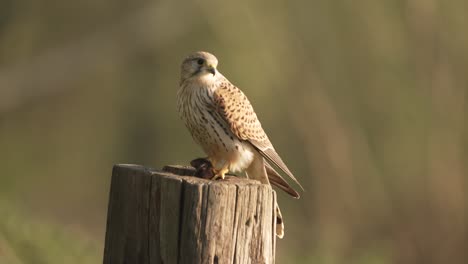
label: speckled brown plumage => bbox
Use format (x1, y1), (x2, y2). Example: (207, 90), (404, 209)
(212, 80), (303, 189)
(177, 51), (303, 238)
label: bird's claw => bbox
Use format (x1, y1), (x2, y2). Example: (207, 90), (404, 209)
(211, 168), (228, 181)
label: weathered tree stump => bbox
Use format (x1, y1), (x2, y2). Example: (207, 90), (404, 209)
(103, 164), (277, 264)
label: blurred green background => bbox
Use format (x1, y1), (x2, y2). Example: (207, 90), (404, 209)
(1, 0), (467, 263)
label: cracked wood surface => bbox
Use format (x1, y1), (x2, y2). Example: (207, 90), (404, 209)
(103, 164), (277, 264)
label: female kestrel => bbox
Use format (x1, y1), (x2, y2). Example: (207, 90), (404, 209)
(177, 51), (303, 238)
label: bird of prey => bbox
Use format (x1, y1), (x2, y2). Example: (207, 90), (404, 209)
(177, 51), (303, 238)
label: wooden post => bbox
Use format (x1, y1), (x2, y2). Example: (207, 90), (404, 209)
(103, 164), (277, 264)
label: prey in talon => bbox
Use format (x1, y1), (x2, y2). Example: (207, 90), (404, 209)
(190, 158), (214, 179)
(190, 158), (228, 180)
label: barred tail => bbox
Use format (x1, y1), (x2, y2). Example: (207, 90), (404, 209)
(275, 203), (284, 239)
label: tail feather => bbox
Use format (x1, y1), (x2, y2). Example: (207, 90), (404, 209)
(265, 161), (300, 198)
(275, 203), (284, 239)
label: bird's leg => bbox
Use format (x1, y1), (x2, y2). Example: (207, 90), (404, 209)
(211, 167), (229, 181)
(207, 158), (229, 180)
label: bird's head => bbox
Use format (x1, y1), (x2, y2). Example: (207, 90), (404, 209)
(180, 51), (218, 82)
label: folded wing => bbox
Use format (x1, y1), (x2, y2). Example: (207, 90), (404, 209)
(211, 80), (304, 192)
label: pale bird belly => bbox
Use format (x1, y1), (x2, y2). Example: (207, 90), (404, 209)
(188, 110), (254, 173)
(211, 139), (255, 173)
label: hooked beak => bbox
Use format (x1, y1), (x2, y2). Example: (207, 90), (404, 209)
(206, 65), (216, 75)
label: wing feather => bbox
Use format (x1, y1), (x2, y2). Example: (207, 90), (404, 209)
(255, 143), (304, 190)
(265, 161), (300, 198)
(211, 80), (304, 190)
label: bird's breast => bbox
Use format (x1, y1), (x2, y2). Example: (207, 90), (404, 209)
(177, 83), (254, 172)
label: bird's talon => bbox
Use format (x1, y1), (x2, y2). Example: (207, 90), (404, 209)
(211, 174), (222, 181)
(211, 173), (224, 181)
(211, 168), (228, 181)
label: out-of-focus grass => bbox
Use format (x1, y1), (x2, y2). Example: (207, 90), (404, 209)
(0, 200), (101, 264)
(1, 0), (468, 263)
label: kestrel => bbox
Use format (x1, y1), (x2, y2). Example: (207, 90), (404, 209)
(177, 51), (303, 238)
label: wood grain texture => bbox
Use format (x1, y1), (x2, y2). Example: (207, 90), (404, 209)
(103, 164), (276, 264)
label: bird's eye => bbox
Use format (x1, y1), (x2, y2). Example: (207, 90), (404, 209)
(197, 59), (205, 65)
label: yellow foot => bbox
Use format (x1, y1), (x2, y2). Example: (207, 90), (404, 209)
(211, 168), (229, 181)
